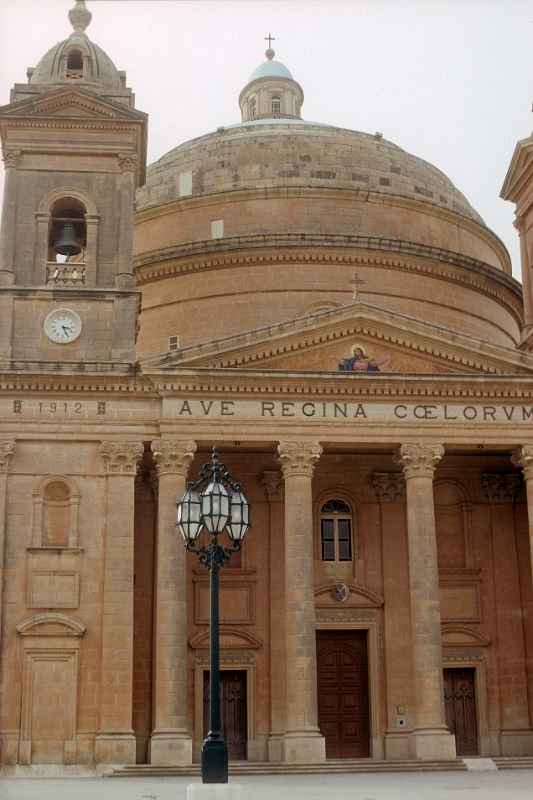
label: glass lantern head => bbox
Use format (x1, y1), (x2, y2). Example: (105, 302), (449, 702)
(227, 489), (250, 542)
(201, 479), (229, 534)
(176, 487), (203, 543)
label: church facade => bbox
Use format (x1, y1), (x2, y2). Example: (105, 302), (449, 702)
(1, 0), (533, 769)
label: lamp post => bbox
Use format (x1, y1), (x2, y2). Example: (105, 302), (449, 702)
(177, 447), (250, 784)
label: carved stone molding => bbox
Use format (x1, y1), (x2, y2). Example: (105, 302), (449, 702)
(0, 440), (16, 474)
(278, 440), (322, 478)
(511, 445), (533, 481)
(195, 651), (255, 666)
(316, 608), (378, 624)
(118, 153), (137, 173)
(395, 443), (444, 479)
(261, 469), (283, 502)
(481, 473), (522, 503)
(100, 441), (143, 475)
(2, 149), (21, 168)
(372, 472), (405, 502)
(151, 439), (197, 477)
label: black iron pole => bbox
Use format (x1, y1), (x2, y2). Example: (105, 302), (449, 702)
(201, 542), (228, 783)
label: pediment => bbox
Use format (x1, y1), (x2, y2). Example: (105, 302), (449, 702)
(441, 624), (490, 647)
(314, 582), (383, 608)
(142, 301), (533, 377)
(189, 627), (262, 650)
(16, 612), (86, 637)
(501, 136), (533, 202)
(0, 88), (145, 122)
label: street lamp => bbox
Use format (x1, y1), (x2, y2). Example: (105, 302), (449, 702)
(177, 447), (251, 784)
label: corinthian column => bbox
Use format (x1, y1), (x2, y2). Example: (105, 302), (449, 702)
(0, 441), (15, 653)
(261, 469), (285, 762)
(396, 443), (456, 761)
(95, 440), (143, 765)
(278, 440), (325, 763)
(512, 446), (533, 588)
(150, 439), (197, 766)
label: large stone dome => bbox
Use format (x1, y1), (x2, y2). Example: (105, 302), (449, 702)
(134, 53), (518, 360)
(137, 119), (483, 226)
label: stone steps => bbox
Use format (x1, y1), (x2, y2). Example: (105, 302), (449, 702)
(493, 757), (533, 770)
(107, 758), (467, 778)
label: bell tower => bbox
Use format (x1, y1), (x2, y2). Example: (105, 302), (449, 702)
(0, 0), (147, 368)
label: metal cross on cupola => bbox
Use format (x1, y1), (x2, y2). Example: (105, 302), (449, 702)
(265, 33), (276, 49)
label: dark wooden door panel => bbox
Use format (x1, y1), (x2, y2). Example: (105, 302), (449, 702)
(317, 630), (370, 759)
(203, 670), (247, 760)
(443, 668), (478, 756)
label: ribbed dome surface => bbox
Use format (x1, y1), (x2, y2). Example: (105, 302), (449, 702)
(137, 119), (483, 225)
(30, 33), (122, 90)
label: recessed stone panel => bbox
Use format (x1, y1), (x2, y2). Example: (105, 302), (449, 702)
(27, 571), (80, 609)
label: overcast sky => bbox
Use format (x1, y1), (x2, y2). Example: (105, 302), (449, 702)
(0, 0), (531, 279)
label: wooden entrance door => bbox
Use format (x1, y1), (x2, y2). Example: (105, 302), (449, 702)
(317, 630), (370, 758)
(443, 668), (478, 755)
(203, 670), (247, 760)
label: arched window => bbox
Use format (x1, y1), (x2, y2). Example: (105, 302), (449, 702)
(32, 476), (81, 549)
(320, 498), (353, 561)
(66, 49), (84, 78)
(249, 98), (257, 120)
(271, 95), (281, 117)
(48, 197), (86, 265)
(43, 481), (71, 547)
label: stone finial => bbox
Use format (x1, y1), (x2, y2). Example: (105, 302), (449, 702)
(69, 1), (92, 34)
(395, 443), (444, 480)
(372, 472), (405, 503)
(278, 440), (322, 478)
(151, 439), (197, 477)
(511, 445), (533, 481)
(481, 473), (522, 504)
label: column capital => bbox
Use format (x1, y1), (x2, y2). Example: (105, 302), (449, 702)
(395, 443), (444, 479)
(261, 469), (283, 501)
(511, 445), (533, 481)
(151, 439), (196, 477)
(278, 440), (322, 478)
(372, 472), (405, 502)
(100, 441), (143, 475)
(0, 440), (16, 473)
(2, 149), (21, 168)
(481, 472), (522, 503)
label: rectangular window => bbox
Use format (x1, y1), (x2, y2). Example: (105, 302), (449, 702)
(168, 335), (179, 352)
(211, 219), (224, 239)
(321, 519), (335, 561)
(178, 170), (193, 197)
(338, 519), (352, 561)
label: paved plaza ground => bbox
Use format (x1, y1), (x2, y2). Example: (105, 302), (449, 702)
(0, 771), (532, 800)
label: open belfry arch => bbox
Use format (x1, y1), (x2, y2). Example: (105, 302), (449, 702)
(0, 0), (533, 772)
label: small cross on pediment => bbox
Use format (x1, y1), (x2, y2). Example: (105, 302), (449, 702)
(350, 272), (366, 301)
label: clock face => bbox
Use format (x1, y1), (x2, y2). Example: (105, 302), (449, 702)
(44, 308), (82, 344)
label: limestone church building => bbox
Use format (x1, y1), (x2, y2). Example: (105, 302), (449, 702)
(1, 0), (533, 772)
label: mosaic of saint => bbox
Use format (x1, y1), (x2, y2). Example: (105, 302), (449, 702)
(338, 344), (389, 373)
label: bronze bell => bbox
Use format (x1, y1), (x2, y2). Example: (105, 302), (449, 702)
(54, 222), (81, 257)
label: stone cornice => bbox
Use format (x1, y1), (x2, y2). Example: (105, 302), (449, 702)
(133, 236), (521, 321)
(135, 184), (510, 271)
(3, 368), (533, 402)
